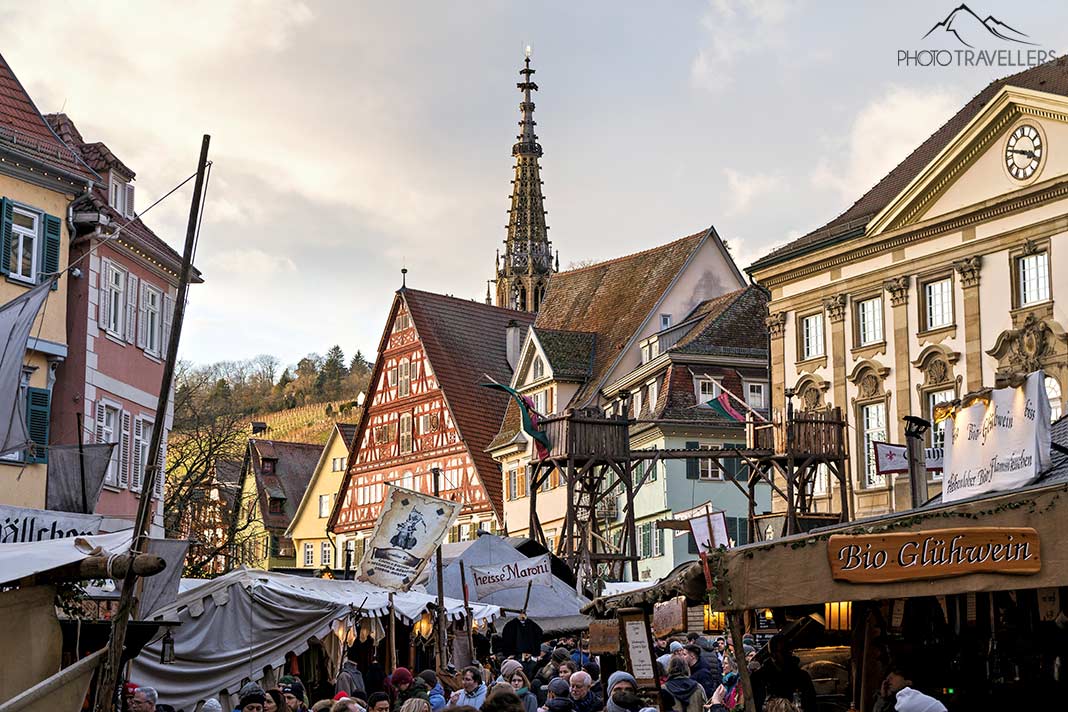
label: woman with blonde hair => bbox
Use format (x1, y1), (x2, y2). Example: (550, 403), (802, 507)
(398, 699), (430, 712)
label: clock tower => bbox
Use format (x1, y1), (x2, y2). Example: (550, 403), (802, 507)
(494, 50), (557, 312)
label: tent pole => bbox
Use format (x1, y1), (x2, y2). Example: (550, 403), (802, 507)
(459, 560), (476, 664)
(387, 592), (396, 672)
(76, 412), (89, 514)
(432, 466), (448, 670)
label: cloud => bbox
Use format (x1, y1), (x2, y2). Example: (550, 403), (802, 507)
(691, 0), (797, 92)
(723, 168), (782, 215)
(810, 85), (962, 200)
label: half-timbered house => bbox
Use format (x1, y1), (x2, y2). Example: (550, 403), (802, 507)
(329, 288), (535, 561)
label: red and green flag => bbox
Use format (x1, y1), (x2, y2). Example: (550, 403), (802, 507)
(481, 382), (552, 459)
(707, 392), (745, 422)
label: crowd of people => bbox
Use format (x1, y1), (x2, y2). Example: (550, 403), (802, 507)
(118, 629), (945, 712)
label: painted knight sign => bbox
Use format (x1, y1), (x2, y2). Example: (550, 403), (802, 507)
(942, 371), (1051, 503)
(358, 484), (461, 590)
(828, 527), (1040, 583)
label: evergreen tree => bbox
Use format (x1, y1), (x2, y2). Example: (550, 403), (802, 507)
(349, 350), (372, 376)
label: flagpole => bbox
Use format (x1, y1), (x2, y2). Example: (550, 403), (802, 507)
(94, 135), (211, 712)
(76, 412), (88, 514)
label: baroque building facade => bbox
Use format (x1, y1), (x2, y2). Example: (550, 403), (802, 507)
(749, 61), (1068, 519)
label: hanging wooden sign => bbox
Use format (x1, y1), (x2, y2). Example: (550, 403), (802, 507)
(828, 527), (1040, 583)
(651, 596), (687, 638)
(618, 608), (660, 689)
(588, 620), (621, 654)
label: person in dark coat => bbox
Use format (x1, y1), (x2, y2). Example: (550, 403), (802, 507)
(567, 672), (601, 712)
(337, 648), (367, 699)
(660, 658), (705, 712)
(682, 644), (721, 698)
(749, 636), (817, 712)
(538, 678), (573, 712)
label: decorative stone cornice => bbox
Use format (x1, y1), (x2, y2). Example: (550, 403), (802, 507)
(823, 294), (847, 323)
(883, 276), (911, 307)
(765, 311), (787, 339)
(953, 255), (982, 289)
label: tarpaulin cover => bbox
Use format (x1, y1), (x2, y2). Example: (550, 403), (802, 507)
(0, 529), (133, 585)
(0, 280), (51, 457)
(132, 568), (501, 710)
(441, 534), (590, 634)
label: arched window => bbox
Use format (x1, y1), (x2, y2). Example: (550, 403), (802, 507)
(1046, 376), (1062, 422)
(532, 356), (545, 381)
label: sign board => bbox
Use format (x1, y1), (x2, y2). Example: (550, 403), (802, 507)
(651, 596), (687, 638)
(873, 442), (943, 475)
(470, 554), (553, 597)
(618, 608), (659, 689)
(358, 485), (461, 590)
(943, 371), (1051, 503)
(688, 509), (730, 551)
(588, 619), (621, 654)
(828, 527), (1040, 583)
(0, 504), (102, 543)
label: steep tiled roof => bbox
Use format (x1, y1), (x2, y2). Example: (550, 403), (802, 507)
(750, 56), (1068, 271)
(0, 55), (97, 182)
(650, 363), (754, 428)
(337, 422), (359, 449)
(536, 230), (708, 405)
(403, 289), (536, 521)
(45, 112), (203, 283)
(535, 328), (595, 381)
(671, 285), (769, 357)
(249, 438), (324, 534)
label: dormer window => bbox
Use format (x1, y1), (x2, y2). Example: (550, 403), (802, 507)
(532, 356), (545, 381)
(639, 336), (659, 364)
(261, 458), (276, 475)
(109, 175), (135, 218)
(268, 497), (284, 514)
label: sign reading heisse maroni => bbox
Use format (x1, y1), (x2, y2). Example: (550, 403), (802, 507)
(828, 527), (1040, 583)
(471, 554), (553, 596)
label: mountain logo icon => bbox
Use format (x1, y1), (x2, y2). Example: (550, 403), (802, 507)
(922, 4), (1037, 48)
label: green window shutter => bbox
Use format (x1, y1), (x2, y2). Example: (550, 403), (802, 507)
(26, 387), (50, 464)
(0, 198), (12, 275)
(42, 214), (62, 290)
(685, 441), (699, 479)
(687, 532), (699, 554)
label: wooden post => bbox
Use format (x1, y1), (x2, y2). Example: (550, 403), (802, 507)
(459, 560), (476, 663)
(432, 467), (448, 669)
(387, 592), (397, 672)
(727, 611), (757, 712)
(95, 135), (210, 712)
(76, 412), (89, 514)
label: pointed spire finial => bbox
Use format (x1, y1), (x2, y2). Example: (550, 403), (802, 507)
(401, 267), (408, 289)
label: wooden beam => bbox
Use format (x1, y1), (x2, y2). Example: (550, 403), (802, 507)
(33, 553), (165, 585)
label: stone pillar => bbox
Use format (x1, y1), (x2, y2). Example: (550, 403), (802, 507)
(884, 276), (912, 442)
(823, 295), (848, 409)
(954, 256), (983, 392)
(766, 311), (787, 413)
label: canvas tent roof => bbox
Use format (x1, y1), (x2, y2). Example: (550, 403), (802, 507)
(132, 568), (501, 710)
(0, 530), (133, 585)
(440, 534), (590, 634)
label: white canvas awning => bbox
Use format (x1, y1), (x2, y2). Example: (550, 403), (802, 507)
(0, 530), (133, 585)
(132, 568), (501, 710)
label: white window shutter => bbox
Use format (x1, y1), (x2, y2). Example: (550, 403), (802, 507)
(125, 184), (135, 218)
(119, 411), (131, 488)
(98, 267), (111, 331)
(126, 274), (139, 344)
(94, 401), (105, 443)
(137, 282), (148, 350)
(131, 418), (143, 491)
(161, 294), (175, 355)
(156, 429), (167, 499)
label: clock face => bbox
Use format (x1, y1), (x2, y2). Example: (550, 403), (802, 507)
(1005, 124), (1043, 181)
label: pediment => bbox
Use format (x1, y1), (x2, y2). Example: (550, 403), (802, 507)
(868, 86), (1068, 236)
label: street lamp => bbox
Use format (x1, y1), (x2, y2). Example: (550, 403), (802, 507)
(159, 627), (176, 665)
(903, 416), (931, 509)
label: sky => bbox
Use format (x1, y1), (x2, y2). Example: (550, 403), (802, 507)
(7, 1), (1068, 368)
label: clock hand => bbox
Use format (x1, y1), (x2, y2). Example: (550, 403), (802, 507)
(1009, 149), (1038, 158)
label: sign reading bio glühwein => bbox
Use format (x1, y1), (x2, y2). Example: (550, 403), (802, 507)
(942, 371), (1051, 503)
(828, 527), (1040, 583)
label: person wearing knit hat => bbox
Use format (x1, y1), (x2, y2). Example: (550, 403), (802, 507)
(893, 687), (947, 712)
(551, 648), (570, 664)
(605, 671), (637, 698)
(280, 681), (307, 712)
(202, 701), (223, 712)
(605, 690), (642, 712)
(418, 670), (447, 712)
(540, 678), (572, 712)
(238, 683), (268, 712)
(391, 667), (430, 710)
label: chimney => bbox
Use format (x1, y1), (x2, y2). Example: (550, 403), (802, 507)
(506, 320), (523, 371)
(903, 416), (931, 509)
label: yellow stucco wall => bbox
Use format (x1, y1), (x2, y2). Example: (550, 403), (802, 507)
(0, 172), (75, 508)
(291, 428), (350, 568)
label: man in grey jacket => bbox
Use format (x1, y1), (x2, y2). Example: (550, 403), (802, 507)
(337, 648), (367, 699)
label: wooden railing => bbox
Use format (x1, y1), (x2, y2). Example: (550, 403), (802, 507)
(540, 409), (630, 460)
(746, 406), (846, 458)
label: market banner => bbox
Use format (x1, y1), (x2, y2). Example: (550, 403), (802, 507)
(0, 504), (102, 543)
(45, 443), (116, 513)
(873, 442), (944, 475)
(943, 371), (1051, 503)
(470, 553), (552, 596)
(358, 485), (461, 590)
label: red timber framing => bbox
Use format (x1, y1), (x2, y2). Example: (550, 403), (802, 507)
(329, 289), (535, 537)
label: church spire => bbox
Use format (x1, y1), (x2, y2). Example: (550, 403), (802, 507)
(495, 48), (555, 313)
